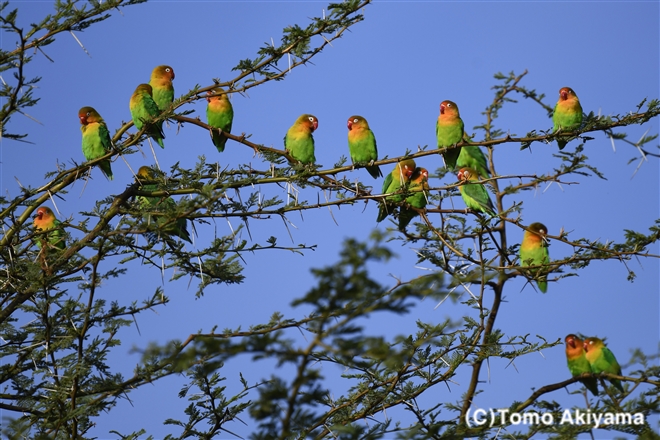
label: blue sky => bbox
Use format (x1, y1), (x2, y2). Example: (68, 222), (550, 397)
(2, 1), (659, 438)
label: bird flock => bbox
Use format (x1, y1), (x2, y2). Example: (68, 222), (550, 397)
(565, 334), (624, 397)
(32, 67), (623, 396)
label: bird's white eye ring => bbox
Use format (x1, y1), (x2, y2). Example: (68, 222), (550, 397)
(165, 68), (171, 72)
(353, 118), (358, 123)
(86, 112), (91, 117)
(309, 117), (315, 122)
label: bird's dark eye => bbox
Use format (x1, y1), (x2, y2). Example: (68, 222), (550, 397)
(165, 68), (171, 72)
(309, 117), (314, 122)
(353, 118), (358, 123)
(86, 112), (91, 117)
(446, 103), (452, 108)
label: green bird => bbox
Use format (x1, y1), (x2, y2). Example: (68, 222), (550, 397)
(79, 106), (114, 181)
(149, 65), (175, 112)
(583, 337), (624, 393)
(136, 166), (191, 244)
(436, 100), (464, 170)
(130, 84), (165, 149)
(553, 86), (583, 150)
(456, 167), (495, 216)
(284, 114), (318, 164)
(565, 334), (598, 396)
(33, 206), (65, 250)
(519, 222), (550, 293)
(457, 141), (490, 180)
(376, 159), (416, 223)
(398, 167), (429, 231)
(347, 115), (382, 179)
(206, 87), (234, 153)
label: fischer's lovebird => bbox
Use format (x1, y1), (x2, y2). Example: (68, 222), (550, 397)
(553, 86), (583, 150)
(136, 166), (192, 244)
(79, 106), (114, 181)
(206, 87), (234, 153)
(347, 115), (382, 179)
(583, 337), (624, 393)
(398, 167), (429, 231)
(520, 222), (550, 293)
(284, 114), (318, 164)
(33, 206), (65, 250)
(130, 84), (165, 149)
(456, 167), (495, 216)
(436, 100), (464, 170)
(149, 65), (175, 112)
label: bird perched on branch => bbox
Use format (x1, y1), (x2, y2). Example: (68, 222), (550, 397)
(584, 337), (624, 393)
(456, 167), (495, 216)
(553, 86), (583, 150)
(33, 206), (65, 250)
(130, 84), (165, 148)
(284, 114), (318, 164)
(136, 166), (191, 244)
(376, 159), (416, 223)
(149, 65), (175, 112)
(519, 222), (550, 293)
(206, 87), (234, 153)
(436, 100), (464, 170)
(564, 334), (598, 396)
(347, 115), (381, 179)
(398, 167), (429, 231)
(78, 106), (114, 181)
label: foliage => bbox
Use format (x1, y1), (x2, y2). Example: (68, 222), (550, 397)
(1, 1), (659, 439)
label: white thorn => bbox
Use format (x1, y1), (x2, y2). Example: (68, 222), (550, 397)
(69, 31), (92, 58)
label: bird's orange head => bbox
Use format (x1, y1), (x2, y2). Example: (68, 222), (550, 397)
(347, 115), (367, 131)
(559, 87), (577, 101)
(298, 114), (318, 131)
(583, 337), (604, 353)
(457, 167), (474, 182)
(78, 106), (102, 125)
(152, 65), (175, 81)
(34, 206), (54, 224)
(440, 100), (460, 117)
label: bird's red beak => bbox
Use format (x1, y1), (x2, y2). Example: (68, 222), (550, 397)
(312, 120), (318, 131)
(171, 70), (175, 80)
(561, 90), (568, 100)
(582, 341), (589, 352)
(440, 103), (446, 115)
(79, 115), (87, 125)
(206, 91), (212, 103)
(347, 120), (353, 130)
